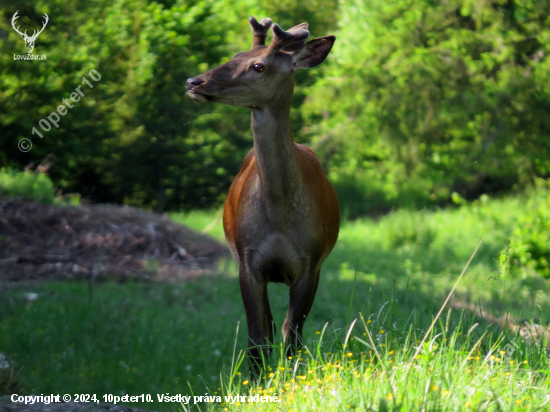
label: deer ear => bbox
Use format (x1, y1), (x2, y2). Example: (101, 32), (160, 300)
(292, 36), (335, 69)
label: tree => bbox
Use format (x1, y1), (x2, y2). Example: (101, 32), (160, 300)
(0, 0), (338, 211)
(304, 0), (550, 217)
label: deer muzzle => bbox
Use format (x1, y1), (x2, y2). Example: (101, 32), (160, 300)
(186, 78), (212, 103)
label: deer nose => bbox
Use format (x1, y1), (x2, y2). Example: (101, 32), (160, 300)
(186, 78), (204, 89)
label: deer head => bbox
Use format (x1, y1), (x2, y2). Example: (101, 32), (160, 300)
(186, 17), (335, 109)
(11, 11), (49, 54)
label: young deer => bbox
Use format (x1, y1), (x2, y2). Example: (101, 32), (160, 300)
(186, 17), (340, 376)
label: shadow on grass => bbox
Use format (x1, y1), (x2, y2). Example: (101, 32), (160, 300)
(2, 255), (535, 411)
(0, 271), (439, 405)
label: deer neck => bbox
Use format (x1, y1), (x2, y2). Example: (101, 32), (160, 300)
(251, 85), (302, 204)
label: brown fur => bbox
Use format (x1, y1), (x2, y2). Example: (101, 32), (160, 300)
(187, 17), (339, 376)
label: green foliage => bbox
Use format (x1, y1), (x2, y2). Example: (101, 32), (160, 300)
(0, 0), (338, 212)
(0, 0), (257, 211)
(509, 212), (550, 280)
(0, 167), (55, 203)
(305, 0), (550, 216)
(507, 181), (550, 279)
(2, 0), (549, 215)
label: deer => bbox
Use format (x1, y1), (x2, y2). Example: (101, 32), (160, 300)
(186, 17), (340, 376)
(11, 11), (49, 54)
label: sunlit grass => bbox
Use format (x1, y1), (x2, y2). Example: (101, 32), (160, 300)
(325, 191), (550, 317)
(196, 230), (549, 411)
(1, 190), (549, 410)
(170, 209), (225, 242)
(210, 315), (550, 411)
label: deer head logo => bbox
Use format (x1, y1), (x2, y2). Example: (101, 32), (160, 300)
(11, 11), (49, 54)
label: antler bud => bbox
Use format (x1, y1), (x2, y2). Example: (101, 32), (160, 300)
(281, 22), (309, 51)
(268, 23), (310, 54)
(249, 16), (272, 49)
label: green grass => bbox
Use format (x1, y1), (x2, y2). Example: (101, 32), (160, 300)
(211, 311), (550, 411)
(1, 189), (549, 410)
(170, 209), (225, 242)
(0, 280), (246, 410)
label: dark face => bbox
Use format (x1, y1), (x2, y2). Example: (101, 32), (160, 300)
(186, 47), (295, 108)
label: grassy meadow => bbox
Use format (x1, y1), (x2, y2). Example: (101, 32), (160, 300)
(1, 188), (549, 411)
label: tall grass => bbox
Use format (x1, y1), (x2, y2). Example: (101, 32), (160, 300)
(207, 311), (549, 411)
(1, 190), (549, 410)
(185, 239), (549, 411)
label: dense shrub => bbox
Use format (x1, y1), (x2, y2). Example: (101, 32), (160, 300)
(305, 0), (550, 216)
(505, 180), (550, 280)
(0, 168), (56, 203)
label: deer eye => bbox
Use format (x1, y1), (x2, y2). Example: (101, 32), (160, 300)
(253, 63), (265, 72)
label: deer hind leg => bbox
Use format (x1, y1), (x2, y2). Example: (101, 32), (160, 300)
(282, 268), (320, 356)
(239, 266), (275, 377)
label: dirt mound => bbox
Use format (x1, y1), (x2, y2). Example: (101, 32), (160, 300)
(0, 198), (229, 282)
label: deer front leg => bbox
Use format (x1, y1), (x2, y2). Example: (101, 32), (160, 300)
(282, 269), (320, 357)
(239, 266), (275, 378)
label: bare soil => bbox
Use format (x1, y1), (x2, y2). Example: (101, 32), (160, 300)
(0, 198), (229, 283)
